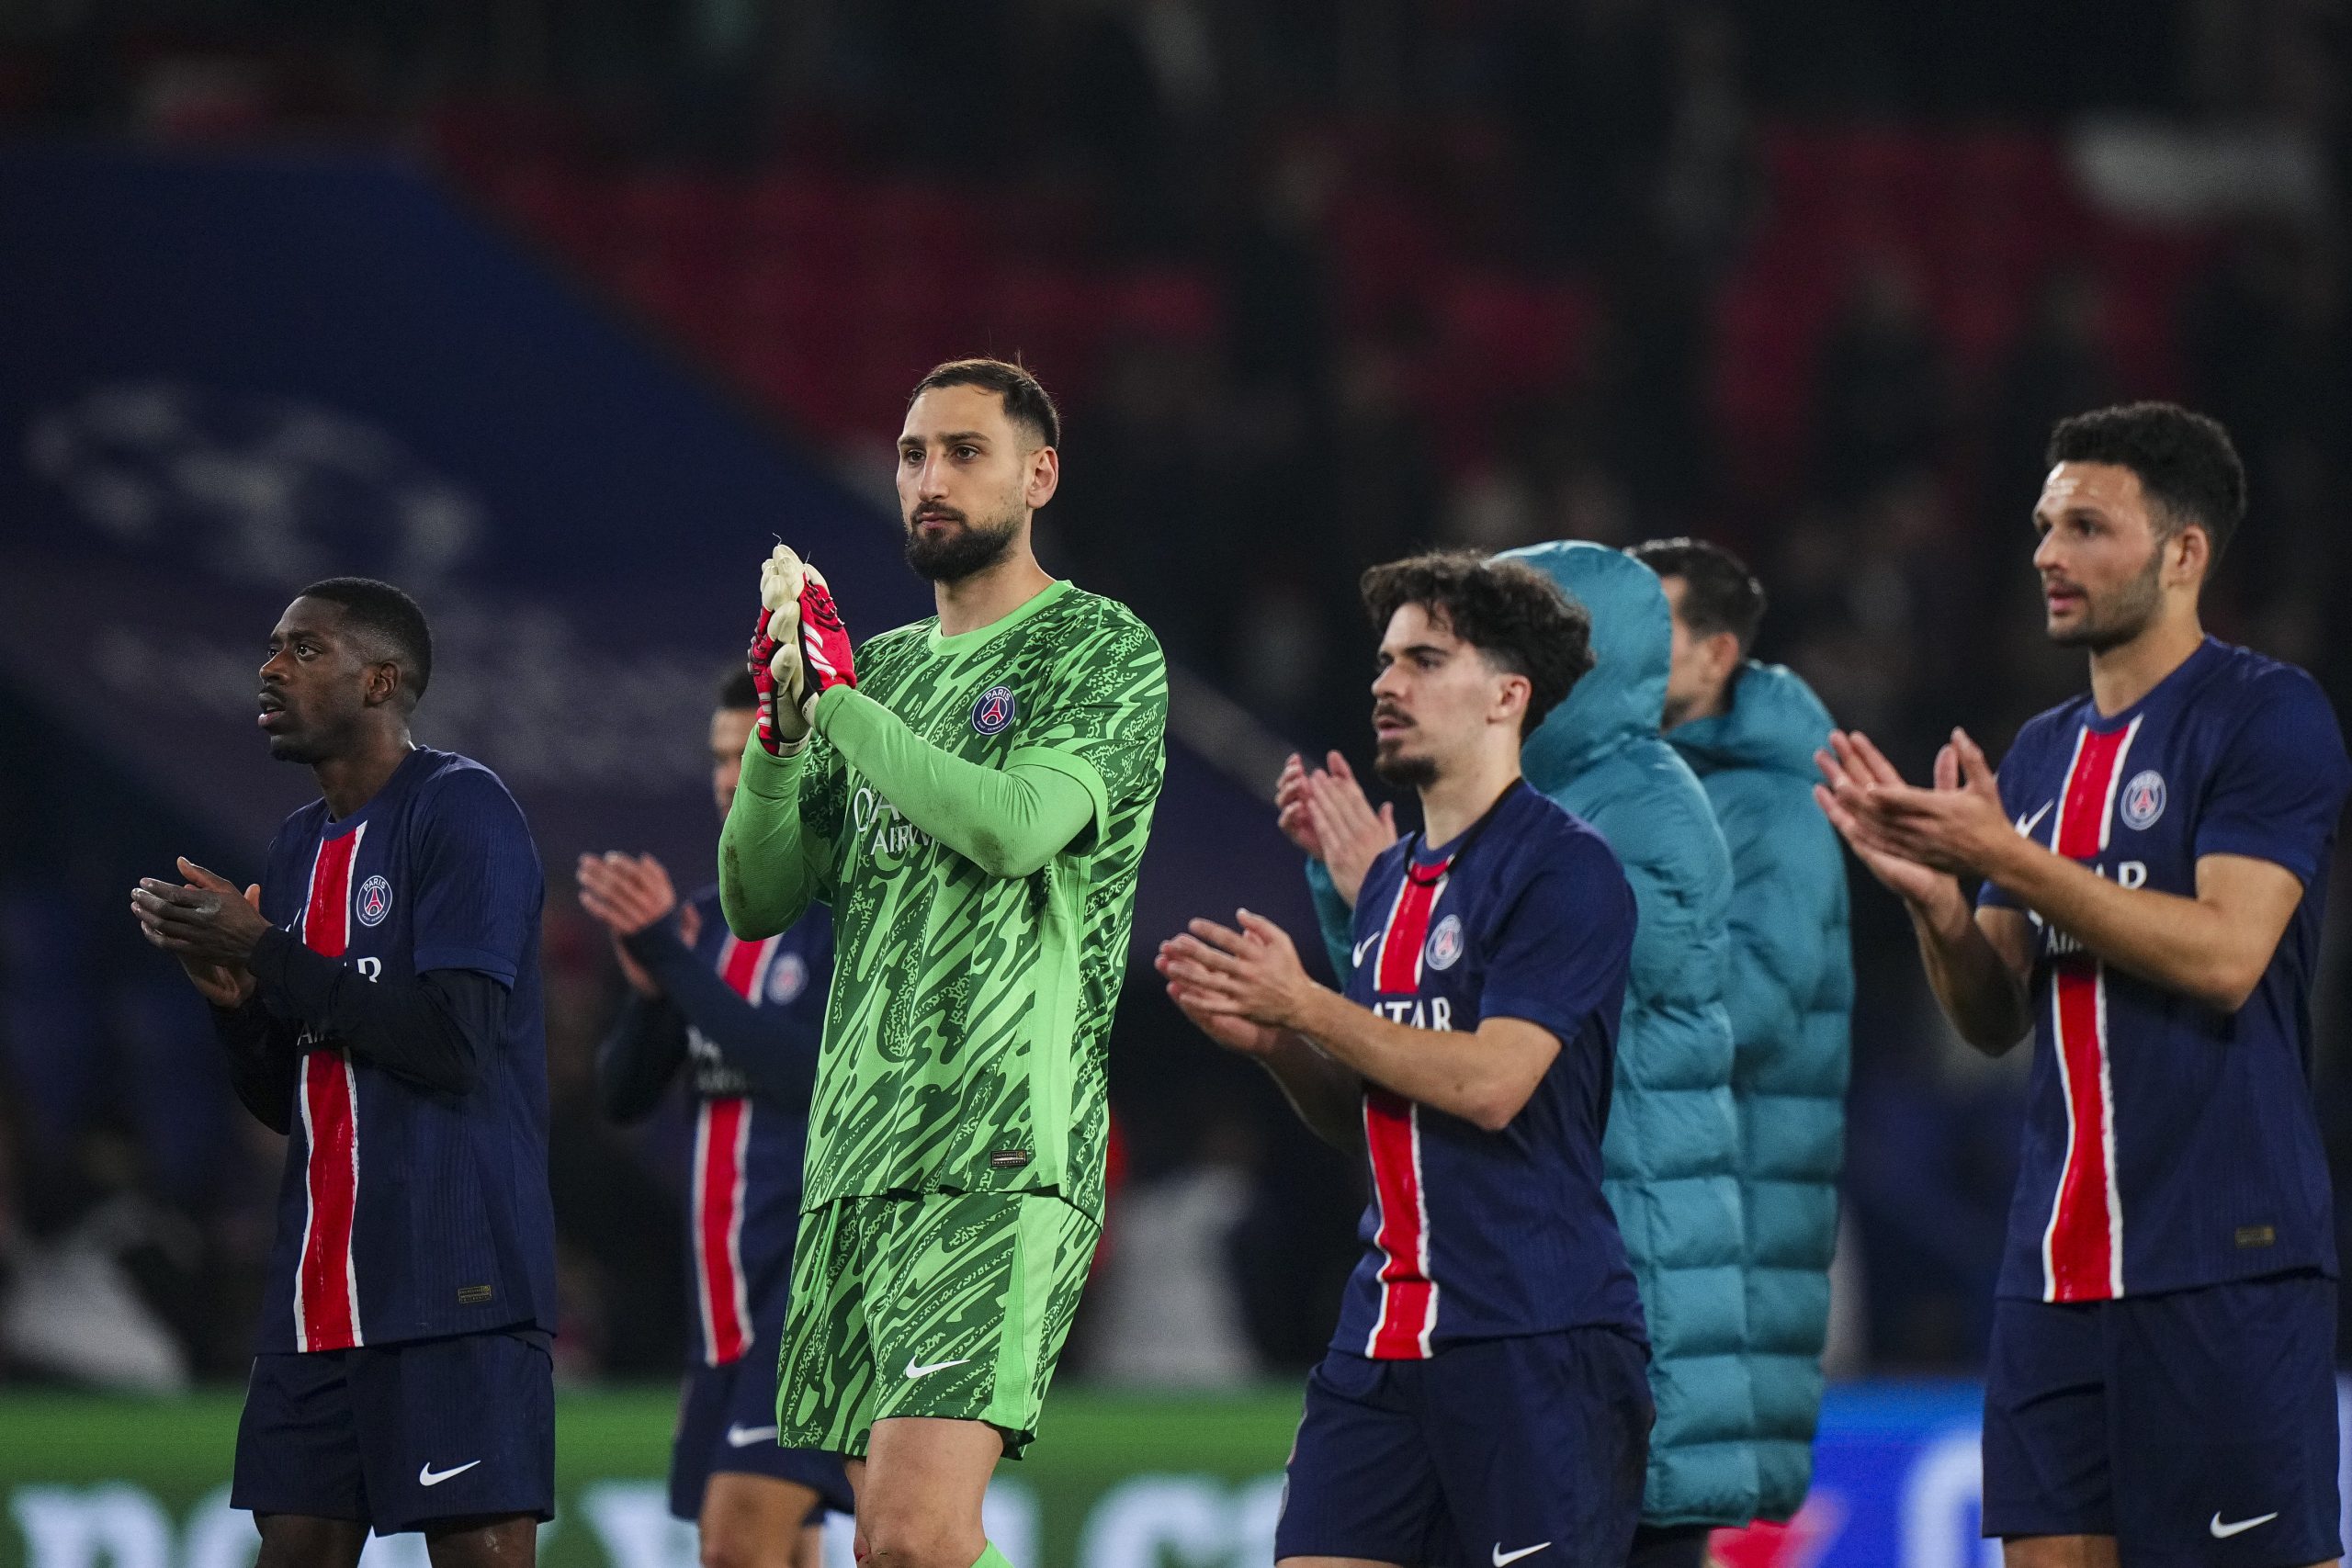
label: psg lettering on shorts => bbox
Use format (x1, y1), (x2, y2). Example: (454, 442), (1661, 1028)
(1980, 638), (2350, 1302)
(1331, 784), (1643, 1358)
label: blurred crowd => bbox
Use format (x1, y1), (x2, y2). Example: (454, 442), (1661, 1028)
(6, 0), (2352, 1385)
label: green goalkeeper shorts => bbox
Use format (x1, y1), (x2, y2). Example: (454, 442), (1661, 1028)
(775, 1190), (1099, 1460)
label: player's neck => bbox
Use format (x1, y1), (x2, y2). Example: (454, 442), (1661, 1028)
(933, 547), (1056, 637)
(1420, 750), (1523, 848)
(315, 728), (415, 819)
(2086, 606), (2205, 717)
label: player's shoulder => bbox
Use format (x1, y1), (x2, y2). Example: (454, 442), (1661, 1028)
(2000, 694), (2097, 766)
(1500, 786), (1630, 894)
(267, 795), (333, 856)
(2194, 640), (2335, 724)
(410, 747), (526, 814)
(1044, 584), (1162, 650)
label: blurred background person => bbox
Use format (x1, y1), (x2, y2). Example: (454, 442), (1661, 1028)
(582, 667), (846, 1568)
(1632, 536), (1853, 1557)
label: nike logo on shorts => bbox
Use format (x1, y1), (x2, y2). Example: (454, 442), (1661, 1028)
(904, 1356), (971, 1380)
(2210, 1512), (2278, 1540)
(418, 1460), (481, 1487)
(726, 1424), (779, 1448)
(1492, 1544), (1551, 1566)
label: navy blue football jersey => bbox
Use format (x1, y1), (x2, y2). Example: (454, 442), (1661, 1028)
(676, 889), (830, 1368)
(254, 747), (556, 1350)
(1332, 780), (1645, 1357)
(1979, 637), (2351, 1300)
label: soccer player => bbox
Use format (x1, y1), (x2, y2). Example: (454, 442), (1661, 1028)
(582, 666), (849, 1568)
(1816, 402), (2348, 1568)
(1163, 551), (1653, 1564)
(718, 358), (1168, 1568)
(129, 578), (555, 1568)
(1631, 537), (1849, 1546)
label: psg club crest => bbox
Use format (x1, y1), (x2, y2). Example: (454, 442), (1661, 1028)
(2120, 770), (2167, 831)
(1424, 914), (1464, 972)
(971, 683), (1018, 736)
(766, 953), (808, 1004)
(355, 874), (393, 928)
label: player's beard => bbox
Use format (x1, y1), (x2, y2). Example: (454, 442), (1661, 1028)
(2050, 539), (2165, 652)
(904, 504), (1021, 583)
(1373, 738), (1440, 791)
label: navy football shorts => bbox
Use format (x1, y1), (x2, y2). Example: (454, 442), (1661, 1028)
(1983, 1270), (2341, 1567)
(669, 1296), (852, 1523)
(1274, 1328), (1653, 1566)
(232, 1328), (554, 1535)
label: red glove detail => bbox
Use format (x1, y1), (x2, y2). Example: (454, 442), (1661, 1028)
(797, 573), (856, 697)
(746, 605), (795, 755)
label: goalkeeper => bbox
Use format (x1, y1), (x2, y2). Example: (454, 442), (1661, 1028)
(720, 359), (1167, 1568)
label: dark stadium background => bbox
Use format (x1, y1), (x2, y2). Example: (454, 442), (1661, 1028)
(0, 3), (2348, 1557)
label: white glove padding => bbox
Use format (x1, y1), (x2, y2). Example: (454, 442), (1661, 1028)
(752, 544), (812, 749)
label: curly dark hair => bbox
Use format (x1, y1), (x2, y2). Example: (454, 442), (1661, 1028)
(1360, 550), (1593, 735)
(2046, 401), (2246, 569)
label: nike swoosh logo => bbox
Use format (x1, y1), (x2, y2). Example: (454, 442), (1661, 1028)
(1352, 934), (1379, 968)
(725, 1424), (779, 1448)
(904, 1356), (971, 1380)
(2210, 1512), (2278, 1540)
(2016, 801), (2053, 839)
(1492, 1544), (1552, 1567)
(418, 1460), (481, 1487)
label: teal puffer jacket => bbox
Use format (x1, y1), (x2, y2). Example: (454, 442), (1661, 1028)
(1306, 543), (1753, 1527)
(1666, 661), (1851, 1522)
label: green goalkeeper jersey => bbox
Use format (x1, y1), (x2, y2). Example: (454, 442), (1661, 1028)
(722, 579), (1167, 1222)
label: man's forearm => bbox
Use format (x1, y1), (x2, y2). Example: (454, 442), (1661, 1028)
(1983, 835), (2267, 1011)
(720, 740), (820, 938)
(1257, 1034), (1364, 1153)
(1908, 885), (2030, 1053)
(815, 686), (1095, 878)
(1288, 987), (1544, 1132)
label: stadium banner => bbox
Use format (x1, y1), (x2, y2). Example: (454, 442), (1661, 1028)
(11, 1382), (2349, 1568)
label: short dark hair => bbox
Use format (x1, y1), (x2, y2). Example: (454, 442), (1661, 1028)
(299, 577), (433, 709)
(1628, 537), (1767, 653)
(1360, 550), (1593, 736)
(2045, 401), (2246, 568)
(910, 357), (1061, 449)
(718, 666), (759, 711)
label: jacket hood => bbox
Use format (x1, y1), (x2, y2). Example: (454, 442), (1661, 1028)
(1498, 540), (1670, 788)
(1668, 660), (1836, 781)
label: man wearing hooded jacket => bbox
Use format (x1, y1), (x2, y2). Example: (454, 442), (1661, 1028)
(1634, 537), (1852, 1554)
(1286, 541), (1750, 1567)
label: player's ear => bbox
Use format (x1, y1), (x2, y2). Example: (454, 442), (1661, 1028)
(1495, 671), (1532, 728)
(1025, 444), (1059, 511)
(363, 659), (402, 710)
(2174, 521), (2211, 586)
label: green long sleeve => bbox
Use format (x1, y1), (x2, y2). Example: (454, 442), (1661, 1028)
(816, 686), (1100, 878)
(718, 739), (824, 939)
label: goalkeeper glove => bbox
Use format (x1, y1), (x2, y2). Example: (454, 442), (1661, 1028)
(745, 545), (856, 756)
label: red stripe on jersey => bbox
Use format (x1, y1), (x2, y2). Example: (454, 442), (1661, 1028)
(1374, 861), (1449, 995)
(692, 933), (773, 1365)
(296, 826), (365, 1351)
(1363, 1088), (1437, 1358)
(2041, 722), (2135, 1303)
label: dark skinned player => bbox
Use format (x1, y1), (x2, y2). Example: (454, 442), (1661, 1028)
(131, 577), (555, 1568)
